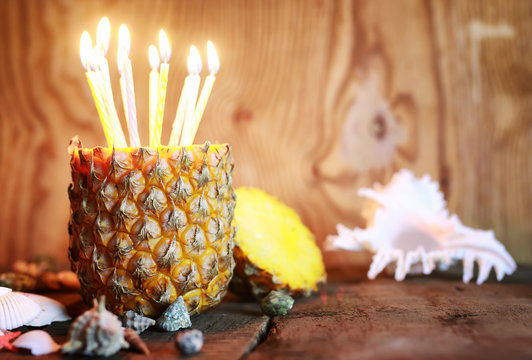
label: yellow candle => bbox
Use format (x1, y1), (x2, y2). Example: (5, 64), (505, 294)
(193, 41), (219, 138)
(168, 78), (189, 146)
(118, 25), (140, 147)
(80, 31), (113, 147)
(178, 46), (202, 146)
(148, 45), (160, 148)
(96, 17), (127, 148)
(153, 30), (170, 147)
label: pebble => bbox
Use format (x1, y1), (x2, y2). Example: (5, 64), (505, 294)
(175, 329), (203, 355)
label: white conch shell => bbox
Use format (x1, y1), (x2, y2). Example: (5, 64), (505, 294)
(326, 169), (517, 284)
(62, 296), (129, 356)
(12, 330), (61, 355)
(0, 290), (41, 330)
(22, 293), (71, 326)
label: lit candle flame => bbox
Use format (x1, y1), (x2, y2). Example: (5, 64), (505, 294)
(148, 45), (160, 70)
(188, 45), (202, 75)
(118, 24), (131, 55)
(159, 30), (171, 63)
(206, 41), (219, 75)
(80, 31), (93, 70)
(96, 17), (111, 55)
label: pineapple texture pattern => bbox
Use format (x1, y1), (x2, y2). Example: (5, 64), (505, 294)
(68, 141), (236, 318)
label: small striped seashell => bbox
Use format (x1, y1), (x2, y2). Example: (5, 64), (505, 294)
(156, 296), (192, 331)
(62, 296), (129, 357)
(0, 291), (41, 330)
(121, 310), (155, 334)
(23, 293), (71, 326)
(12, 330), (61, 356)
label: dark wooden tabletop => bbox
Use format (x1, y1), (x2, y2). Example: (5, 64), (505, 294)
(1, 266), (531, 359)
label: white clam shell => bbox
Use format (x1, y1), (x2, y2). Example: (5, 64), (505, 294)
(12, 330), (61, 355)
(0, 286), (12, 297)
(23, 293), (71, 326)
(0, 291), (41, 330)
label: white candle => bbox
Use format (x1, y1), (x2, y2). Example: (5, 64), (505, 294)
(118, 24), (140, 147)
(148, 45), (160, 148)
(178, 46), (202, 146)
(193, 41), (219, 137)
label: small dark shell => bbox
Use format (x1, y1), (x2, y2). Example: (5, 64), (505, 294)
(175, 329), (203, 355)
(261, 291), (294, 316)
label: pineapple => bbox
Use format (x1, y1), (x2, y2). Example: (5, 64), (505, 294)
(67, 138), (236, 318)
(231, 187), (326, 299)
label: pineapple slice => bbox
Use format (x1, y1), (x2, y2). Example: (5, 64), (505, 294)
(232, 187), (326, 298)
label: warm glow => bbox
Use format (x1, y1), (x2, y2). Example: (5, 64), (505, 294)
(96, 17), (111, 54)
(159, 30), (171, 63)
(79, 31), (93, 70)
(118, 24), (131, 55)
(206, 41), (219, 75)
(117, 46), (127, 75)
(188, 46), (202, 75)
(148, 45), (160, 70)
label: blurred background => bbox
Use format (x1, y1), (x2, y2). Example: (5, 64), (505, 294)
(0, 0), (530, 270)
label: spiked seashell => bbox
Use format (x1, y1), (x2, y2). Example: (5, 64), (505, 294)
(62, 296), (129, 357)
(327, 169), (517, 284)
(23, 293), (71, 326)
(155, 296), (192, 331)
(12, 330), (61, 356)
(121, 310), (155, 333)
(0, 289), (41, 330)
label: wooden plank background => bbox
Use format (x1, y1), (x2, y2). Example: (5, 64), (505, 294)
(0, 0), (530, 268)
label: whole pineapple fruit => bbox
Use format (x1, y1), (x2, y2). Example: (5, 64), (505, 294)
(67, 138), (236, 317)
(231, 187), (326, 299)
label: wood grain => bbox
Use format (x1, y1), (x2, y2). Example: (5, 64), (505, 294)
(0, 0), (530, 268)
(247, 276), (532, 360)
(1, 268), (531, 359)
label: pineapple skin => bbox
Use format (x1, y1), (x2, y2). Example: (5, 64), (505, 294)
(67, 140), (236, 317)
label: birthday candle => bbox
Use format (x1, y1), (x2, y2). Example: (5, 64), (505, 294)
(148, 45), (160, 148)
(169, 50), (193, 146)
(153, 30), (170, 147)
(96, 17), (127, 148)
(80, 31), (113, 147)
(192, 41), (219, 140)
(118, 24), (140, 147)
(178, 46), (202, 147)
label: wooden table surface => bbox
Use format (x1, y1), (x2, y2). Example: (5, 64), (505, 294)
(1, 267), (531, 360)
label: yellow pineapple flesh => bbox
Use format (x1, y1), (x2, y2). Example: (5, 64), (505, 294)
(231, 187), (326, 299)
(67, 139), (236, 317)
